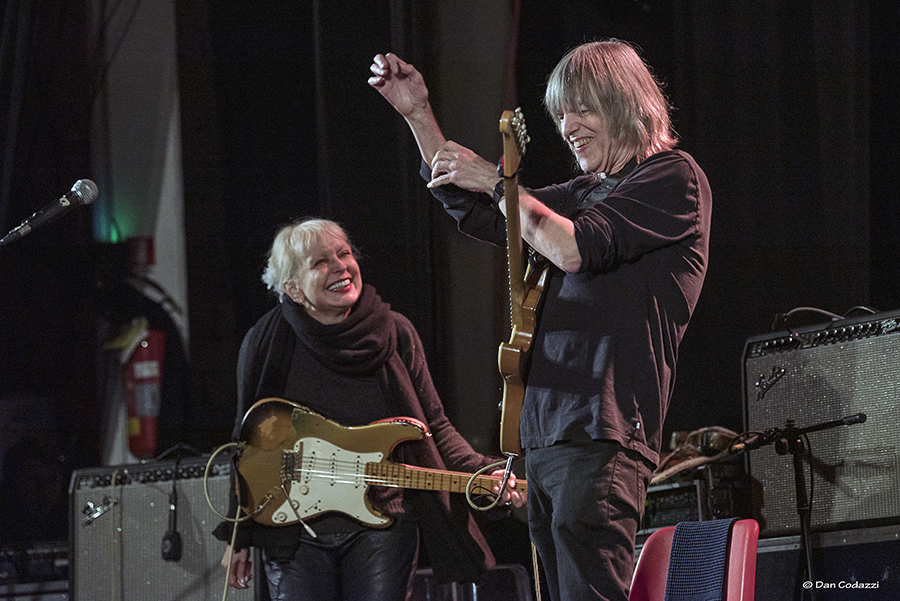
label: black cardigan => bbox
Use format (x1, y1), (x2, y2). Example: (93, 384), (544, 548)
(214, 285), (497, 584)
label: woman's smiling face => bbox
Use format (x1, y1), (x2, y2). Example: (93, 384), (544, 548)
(284, 232), (362, 324)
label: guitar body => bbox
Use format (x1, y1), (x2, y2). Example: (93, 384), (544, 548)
(498, 264), (548, 455)
(237, 398), (427, 528)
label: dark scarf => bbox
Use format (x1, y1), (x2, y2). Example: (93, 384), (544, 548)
(280, 283), (397, 375)
(243, 284), (402, 414)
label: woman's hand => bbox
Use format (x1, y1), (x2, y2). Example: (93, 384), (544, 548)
(221, 545), (253, 589)
(489, 468), (526, 508)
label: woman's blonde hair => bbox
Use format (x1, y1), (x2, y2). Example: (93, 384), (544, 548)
(262, 218), (352, 302)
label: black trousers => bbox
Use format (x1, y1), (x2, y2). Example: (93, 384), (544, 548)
(527, 440), (653, 601)
(263, 520), (419, 601)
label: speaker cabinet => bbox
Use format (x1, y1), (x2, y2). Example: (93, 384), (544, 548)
(755, 524), (900, 599)
(742, 310), (900, 538)
(69, 455), (255, 600)
(411, 564), (533, 601)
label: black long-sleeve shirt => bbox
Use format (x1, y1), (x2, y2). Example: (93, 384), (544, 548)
(423, 149), (712, 465)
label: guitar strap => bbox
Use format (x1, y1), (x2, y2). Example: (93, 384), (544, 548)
(526, 244), (549, 272)
(576, 157), (638, 209)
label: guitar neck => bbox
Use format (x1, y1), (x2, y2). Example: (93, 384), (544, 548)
(504, 174), (526, 328)
(365, 461), (526, 497)
(500, 108), (528, 329)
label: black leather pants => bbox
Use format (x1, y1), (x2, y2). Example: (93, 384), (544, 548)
(263, 520), (419, 601)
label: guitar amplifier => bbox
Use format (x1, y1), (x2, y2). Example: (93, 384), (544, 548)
(69, 454), (255, 600)
(754, 524), (900, 597)
(638, 463), (747, 537)
(742, 309), (900, 538)
(412, 563), (533, 601)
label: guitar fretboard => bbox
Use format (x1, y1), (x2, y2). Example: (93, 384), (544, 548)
(364, 462), (527, 497)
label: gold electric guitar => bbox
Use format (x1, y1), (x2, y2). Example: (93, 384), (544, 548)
(235, 398), (527, 528)
(497, 109), (548, 457)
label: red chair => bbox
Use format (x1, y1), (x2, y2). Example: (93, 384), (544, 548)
(629, 519), (759, 601)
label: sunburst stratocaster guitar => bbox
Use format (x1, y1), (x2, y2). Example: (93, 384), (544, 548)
(497, 109), (548, 457)
(234, 398), (527, 528)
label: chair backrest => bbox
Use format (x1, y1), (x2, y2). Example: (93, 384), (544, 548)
(628, 518), (759, 601)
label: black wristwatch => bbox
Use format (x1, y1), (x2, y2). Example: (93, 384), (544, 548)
(492, 179), (505, 205)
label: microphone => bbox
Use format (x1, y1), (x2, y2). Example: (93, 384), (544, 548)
(842, 412), (866, 425)
(161, 483), (183, 561)
(0, 179), (99, 247)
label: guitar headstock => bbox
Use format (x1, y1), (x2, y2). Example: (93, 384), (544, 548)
(499, 108), (529, 177)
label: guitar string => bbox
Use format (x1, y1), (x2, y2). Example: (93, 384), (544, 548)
(267, 454), (510, 496)
(290, 460), (499, 489)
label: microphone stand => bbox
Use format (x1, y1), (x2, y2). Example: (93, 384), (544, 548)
(734, 412), (867, 601)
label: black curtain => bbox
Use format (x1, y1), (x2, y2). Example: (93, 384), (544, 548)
(178, 0), (446, 425)
(0, 0), (98, 545)
(869, 0), (900, 311)
(517, 0), (885, 435)
(665, 0), (881, 434)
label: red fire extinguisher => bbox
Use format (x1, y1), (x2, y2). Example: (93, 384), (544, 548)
(124, 326), (165, 459)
